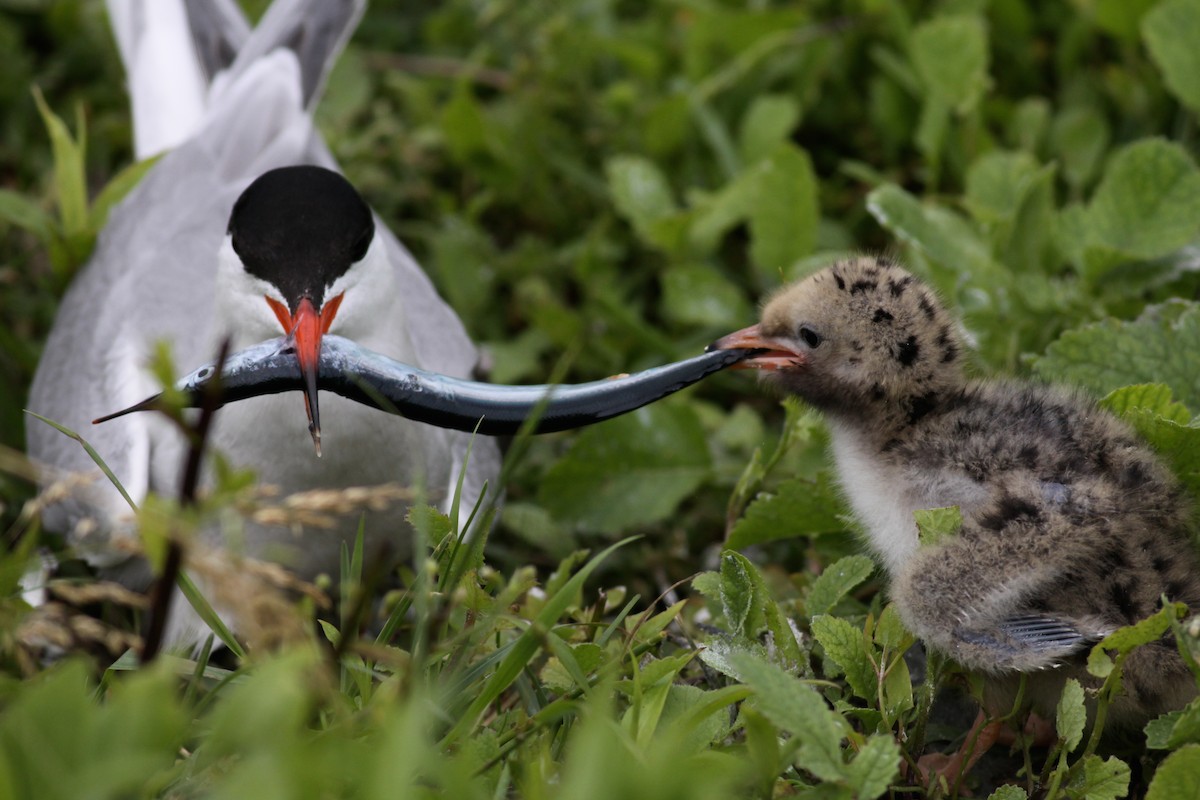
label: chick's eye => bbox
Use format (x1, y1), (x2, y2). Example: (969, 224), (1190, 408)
(798, 325), (823, 348)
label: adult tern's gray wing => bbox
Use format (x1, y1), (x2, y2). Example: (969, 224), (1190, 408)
(96, 336), (756, 435)
(32, 0), (499, 592)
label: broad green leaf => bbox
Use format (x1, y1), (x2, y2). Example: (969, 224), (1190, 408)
(720, 551), (763, 638)
(738, 94), (801, 165)
(748, 143), (818, 274)
(866, 184), (997, 277)
(1100, 384), (1192, 424)
(881, 652), (914, 719)
(1056, 678), (1086, 753)
(811, 615), (876, 701)
(845, 734), (900, 799)
(729, 651), (848, 783)
(698, 635), (770, 682)
(988, 786), (1029, 800)
(963, 150), (1042, 224)
(1084, 139), (1200, 266)
(1099, 384), (1200, 492)
(873, 604), (914, 652)
(1088, 603), (1187, 678)
(440, 84), (489, 161)
(806, 555), (876, 617)
(1049, 107), (1110, 192)
(718, 551), (803, 667)
(1146, 710), (1185, 749)
(727, 474), (845, 550)
(660, 263), (751, 328)
(1008, 97), (1050, 154)
(1065, 755), (1131, 800)
(540, 643), (604, 691)
(1095, 0), (1159, 39)
(0, 188), (52, 240)
(606, 154), (679, 244)
(914, 506), (961, 547)
(1033, 301), (1200, 411)
(540, 403), (710, 534)
(1146, 743), (1200, 800)
(1144, 0), (1200, 115)
(1162, 698), (1200, 749)
(909, 15), (990, 112)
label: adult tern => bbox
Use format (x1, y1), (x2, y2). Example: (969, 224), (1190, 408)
(26, 0), (500, 646)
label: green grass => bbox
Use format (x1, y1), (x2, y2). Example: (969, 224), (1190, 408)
(4, 1), (1200, 797)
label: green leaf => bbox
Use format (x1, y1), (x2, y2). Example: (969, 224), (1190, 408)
(1033, 301), (1200, 410)
(727, 474), (845, 550)
(1056, 678), (1087, 753)
(0, 188), (52, 240)
(811, 615), (876, 701)
(873, 605), (914, 652)
(845, 734), (900, 799)
(88, 154), (161, 233)
(447, 537), (634, 742)
(1097, 0), (1160, 39)
(909, 15), (990, 112)
(729, 651), (849, 783)
(963, 150), (1042, 224)
(1066, 755), (1130, 800)
(1146, 743), (1200, 799)
(1100, 384), (1192, 423)
(1087, 602), (1187, 678)
(738, 94), (802, 166)
(1084, 138), (1200, 265)
(880, 651), (914, 719)
(866, 184), (997, 277)
(719, 550), (763, 638)
(1144, 0), (1200, 115)
(540, 403), (710, 534)
(606, 154), (680, 245)
(440, 83), (489, 162)
(1049, 107), (1110, 191)
(1164, 698), (1200, 749)
(660, 263), (751, 328)
(1146, 710), (1185, 749)
(31, 87), (87, 238)
(914, 506), (962, 548)
(987, 786), (1029, 800)
(806, 555), (876, 617)
(1099, 384), (1200, 492)
(718, 551), (803, 667)
(748, 143), (819, 274)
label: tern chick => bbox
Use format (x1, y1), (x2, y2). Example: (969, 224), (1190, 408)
(713, 255), (1200, 728)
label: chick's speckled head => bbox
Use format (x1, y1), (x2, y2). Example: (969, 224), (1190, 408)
(715, 257), (965, 419)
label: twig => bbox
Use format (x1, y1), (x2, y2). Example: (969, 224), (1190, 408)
(366, 53), (514, 91)
(141, 339), (231, 664)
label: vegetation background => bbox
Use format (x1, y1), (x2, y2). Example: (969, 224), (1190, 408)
(3, 0), (1200, 797)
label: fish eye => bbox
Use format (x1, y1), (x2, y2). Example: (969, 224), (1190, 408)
(798, 325), (823, 348)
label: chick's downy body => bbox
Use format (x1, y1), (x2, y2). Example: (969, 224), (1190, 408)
(716, 256), (1200, 726)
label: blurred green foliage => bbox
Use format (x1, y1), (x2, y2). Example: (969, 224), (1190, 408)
(4, 0), (1200, 797)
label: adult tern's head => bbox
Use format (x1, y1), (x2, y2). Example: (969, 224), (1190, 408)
(220, 165), (377, 454)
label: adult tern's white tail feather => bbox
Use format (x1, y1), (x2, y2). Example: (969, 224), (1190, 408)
(212, 0), (365, 111)
(108, 0), (363, 159)
(107, 0), (210, 159)
(182, 0), (251, 79)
